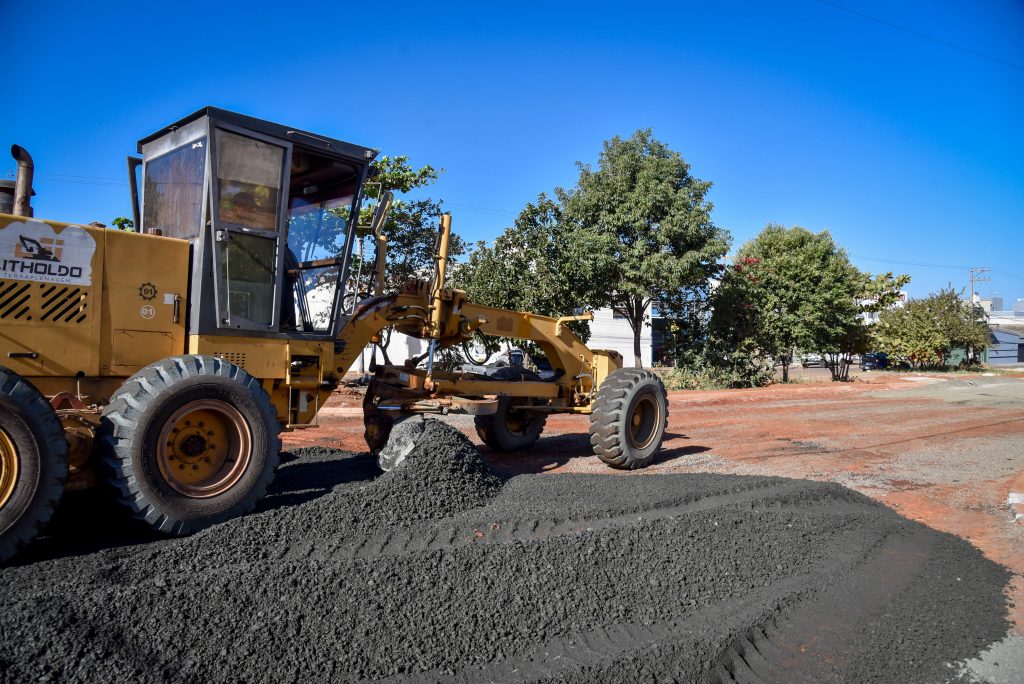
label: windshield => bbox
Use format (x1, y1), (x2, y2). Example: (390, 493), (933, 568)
(284, 151), (360, 332)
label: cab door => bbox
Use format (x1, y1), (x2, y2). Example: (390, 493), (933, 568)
(209, 126), (291, 331)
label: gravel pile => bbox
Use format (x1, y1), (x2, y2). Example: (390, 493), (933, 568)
(0, 420), (1012, 683)
(356, 417), (503, 525)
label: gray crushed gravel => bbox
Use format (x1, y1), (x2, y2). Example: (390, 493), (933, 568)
(0, 419), (1013, 683)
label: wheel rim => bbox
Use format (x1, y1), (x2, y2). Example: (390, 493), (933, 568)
(504, 404), (535, 437)
(628, 392), (661, 450)
(0, 428), (18, 509)
(156, 400), (251, 498)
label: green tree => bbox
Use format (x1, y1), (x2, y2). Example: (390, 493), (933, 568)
(453, 193), (601, 344)
(705, 261), (776, 386)
(358, 155), (466, 293)
(873, 288), (989, 368)
(721, 226), (850, 381)
(111, 216), (135, 232)
(561, 129), (730, 367)
(712, 225), (907, 382)
(820, 270), (910, 381)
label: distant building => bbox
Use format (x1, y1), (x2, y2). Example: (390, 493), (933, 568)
(589, 306), (654, 368)
(988, 328), (1024, 365)
(859, 291), (908, 324)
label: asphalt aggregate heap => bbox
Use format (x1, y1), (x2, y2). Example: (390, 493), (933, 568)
(0, 419), (1012, 683)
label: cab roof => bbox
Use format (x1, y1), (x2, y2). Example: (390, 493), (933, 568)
(136, 106), (378, 163)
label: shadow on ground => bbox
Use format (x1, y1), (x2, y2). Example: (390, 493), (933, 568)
(482, 431), (707, 474)
(14, 448), (381, 565)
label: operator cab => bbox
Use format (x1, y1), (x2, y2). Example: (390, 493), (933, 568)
(134, 107), (377, 339)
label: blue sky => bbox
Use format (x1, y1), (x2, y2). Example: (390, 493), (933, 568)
(4, 1), (1022, 304)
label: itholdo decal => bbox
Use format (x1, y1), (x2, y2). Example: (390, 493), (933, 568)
(0, 219), (96, 286)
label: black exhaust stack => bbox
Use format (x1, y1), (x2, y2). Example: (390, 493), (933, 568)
(11, 145), (35, 217)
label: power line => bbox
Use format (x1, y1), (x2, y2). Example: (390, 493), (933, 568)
(815, 0), (1024, 71)
(993, 270), (1024, 283)
(969, 267), (990, 303)
(849, 254), (967, 270)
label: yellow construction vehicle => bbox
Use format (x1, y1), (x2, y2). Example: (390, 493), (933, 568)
(0, 107), (668, 562)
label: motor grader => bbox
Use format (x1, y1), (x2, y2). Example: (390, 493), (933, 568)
(0, 107), (668, 563)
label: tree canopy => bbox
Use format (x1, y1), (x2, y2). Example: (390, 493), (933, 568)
(710, 224), (908, 382)
(358, 155), (466, 293)
(562, 129), (730, 366)
(872, 288), (989, 368)
(453, 193), (603, 343)
(456, 129), (729, 367)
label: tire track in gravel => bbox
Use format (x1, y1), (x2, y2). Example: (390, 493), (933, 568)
(712, 525), (936, 683)
(382, 526), (891, 683)
(1, 479), (865, 604)
(294, 479), (814, 564)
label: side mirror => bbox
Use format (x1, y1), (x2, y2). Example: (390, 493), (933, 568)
(127, 156), (142, 231)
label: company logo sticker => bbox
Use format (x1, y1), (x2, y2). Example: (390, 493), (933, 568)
(0, 220), (96, 286)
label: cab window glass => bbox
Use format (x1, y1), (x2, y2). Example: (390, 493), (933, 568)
(142, 138), (205, 239)
(215, 129), (283, 232)
(220, 233), (277, 325)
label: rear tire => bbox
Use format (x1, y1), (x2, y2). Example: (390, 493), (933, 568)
(99, 355), (280, 535)
(0, 367), (67, 563)
(589, 368), (668, 470)
(473, 367), (547, 451)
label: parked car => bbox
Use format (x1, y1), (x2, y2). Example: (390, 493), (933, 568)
(800, 353), (825, 368)
(860, 352), (888, 371)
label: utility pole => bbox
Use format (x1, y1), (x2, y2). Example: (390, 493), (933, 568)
(969, 267), (990, 306)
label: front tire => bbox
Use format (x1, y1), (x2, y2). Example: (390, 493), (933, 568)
(0, 367), (67, 563)
(473, 367), (547, 451)
(589, 368), (668, 470)
(99, 355), (280, 535)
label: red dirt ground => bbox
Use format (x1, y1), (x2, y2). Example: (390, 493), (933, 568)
(285, 372), (1024, 632)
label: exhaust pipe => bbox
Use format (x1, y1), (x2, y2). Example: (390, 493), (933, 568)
(12, 145), (34, 217)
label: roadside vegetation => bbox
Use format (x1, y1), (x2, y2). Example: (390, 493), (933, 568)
(455, 129), (730, 368)
(365, 134), (991, 390)
(871, 288), (990, 369)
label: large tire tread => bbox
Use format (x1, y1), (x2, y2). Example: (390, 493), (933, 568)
(0, 367), (68, 563)
(98, 355), (280, 536)
(589, 368), (668, 470)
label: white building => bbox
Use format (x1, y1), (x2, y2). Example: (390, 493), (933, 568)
(859, 291), (908, 324)
(587, 306), (654, 368)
